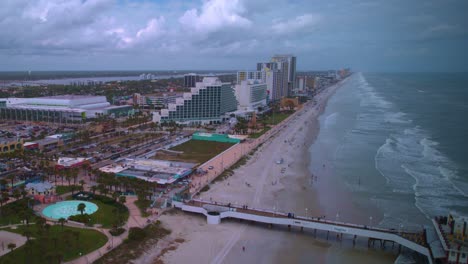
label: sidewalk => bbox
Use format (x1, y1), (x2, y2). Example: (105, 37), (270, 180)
(65, 196), (157, 264)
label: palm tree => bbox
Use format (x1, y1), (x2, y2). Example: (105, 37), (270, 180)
(22, 230), (32, 241)
(0, 179), (7, 192)
(58, 217), (67, 230)
(77, 203), (86, 215)
(35, 217), (46, 229)
(90, 185), (97, 195)
(112, 191), (119, 201)
(79, 180), (85, 191)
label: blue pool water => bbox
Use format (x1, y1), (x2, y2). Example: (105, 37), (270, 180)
(42, 200), (98, 219)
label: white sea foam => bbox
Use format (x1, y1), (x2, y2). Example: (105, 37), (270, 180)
(324, 112), (338, 128)
(384, 111), (412, 124)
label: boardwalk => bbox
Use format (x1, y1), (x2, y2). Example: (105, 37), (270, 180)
(173, 199), (434, 264)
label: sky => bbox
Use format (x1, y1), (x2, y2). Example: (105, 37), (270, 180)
(0, 0), (467, 72)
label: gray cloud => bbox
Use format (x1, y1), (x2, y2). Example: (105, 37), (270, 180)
(0, 0), (467, 71)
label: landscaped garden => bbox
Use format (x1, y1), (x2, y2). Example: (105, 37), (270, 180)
(0, 199), (38, 226)
(0, 223), (107, 263)
(66, 194), (129, 228)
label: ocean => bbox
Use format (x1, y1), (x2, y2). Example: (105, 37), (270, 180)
(309, 72), (468, 230)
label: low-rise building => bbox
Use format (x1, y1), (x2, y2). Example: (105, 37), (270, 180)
(0, 137), (23, 153)
(100, 159), (197, 185)
(25, 181), (55, 196)
(0, 95), (134, 123)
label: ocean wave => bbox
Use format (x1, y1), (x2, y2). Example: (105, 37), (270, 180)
(358, 73), (392, 109)
(384, 111), (412, 124)
(376, 126), (468, 218)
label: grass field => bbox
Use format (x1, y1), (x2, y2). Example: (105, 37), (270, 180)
(0, 225), (107, 263)
(154, 140), (235, 164)
(262, 112), (292, 125)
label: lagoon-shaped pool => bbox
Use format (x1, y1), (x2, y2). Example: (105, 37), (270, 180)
(42, 200), (98, 219)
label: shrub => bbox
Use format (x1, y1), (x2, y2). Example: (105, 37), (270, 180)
(109, 227), (125, 236)
(68, 214), (91, 224)
(128, 227), (146, 241)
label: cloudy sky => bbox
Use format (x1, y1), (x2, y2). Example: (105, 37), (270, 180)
(1, 0), (467, 71)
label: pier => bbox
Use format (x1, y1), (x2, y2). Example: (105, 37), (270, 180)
(172, 199), (434, 264)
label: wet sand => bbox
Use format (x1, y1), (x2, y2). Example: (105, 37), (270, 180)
(142, 79), (396, 264)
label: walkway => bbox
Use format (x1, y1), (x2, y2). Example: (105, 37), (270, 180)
(173, 199), (434, 264)
(64, 196), (156, 264)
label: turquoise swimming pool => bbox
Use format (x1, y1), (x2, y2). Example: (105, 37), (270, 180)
(42, 200), (98, 219)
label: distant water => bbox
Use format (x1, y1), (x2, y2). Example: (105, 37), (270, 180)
(2, 75), (179, 86)
(310, 72), (468, 229)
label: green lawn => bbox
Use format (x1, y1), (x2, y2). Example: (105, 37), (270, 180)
(0, 224), (107, 263)
(262, 111), (293, 125)
(68, 195), (129, 228)
(0, 199), (38, 227)
(249, 127), (271, 138)
(154, 140), (235, 164)
(56, 185), (81, 195)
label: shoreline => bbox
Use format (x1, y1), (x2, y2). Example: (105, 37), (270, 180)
(142, 76), (394, 264)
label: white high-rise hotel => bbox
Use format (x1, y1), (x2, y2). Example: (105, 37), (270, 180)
(237, 55), (296, 101)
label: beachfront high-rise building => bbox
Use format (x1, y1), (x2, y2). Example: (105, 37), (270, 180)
(271, 54), (297, 95)
(152, 77), (238, 125)
(234, 80), (267, 111)
(184, 73), (202, 88)
(258, 61), (289, 101)
(236, 71), (265, 84)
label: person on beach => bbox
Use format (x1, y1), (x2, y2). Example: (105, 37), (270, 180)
(242, 246), (245, 252)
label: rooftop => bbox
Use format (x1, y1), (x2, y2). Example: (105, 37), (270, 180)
(40, 95), (102, 100)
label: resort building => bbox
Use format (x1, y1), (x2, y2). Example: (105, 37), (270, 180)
(257, 61), (289, 101)
(236, 71), (265, 84)
(152, 77), (238, 125)
(100, 159), (197, 185)
(234, 80), (267, 112)
(0, 137), (23, 153)
(271, 54), (297, 93)
(25, 181), (55, 196)
(133, 93), (182, 108)
(0, 95), (134, 123)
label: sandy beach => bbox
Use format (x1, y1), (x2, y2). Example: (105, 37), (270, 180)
(140, 78), (396, 264)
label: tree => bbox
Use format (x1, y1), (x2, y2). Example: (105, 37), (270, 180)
(112, 191), (119, 201)
(7, 243), (16, 252)
(79, 180), (85, 191)
(77, 203), (86, 215)
(119, 195), (126, 204)
(12, 188), (21, 200)
(58, 217), (67, 230)
(90, 185), (97, 195)
(22, 230), (32, 241)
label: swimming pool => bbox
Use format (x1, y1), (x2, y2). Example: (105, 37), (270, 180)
(42, 200), (98, 219)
